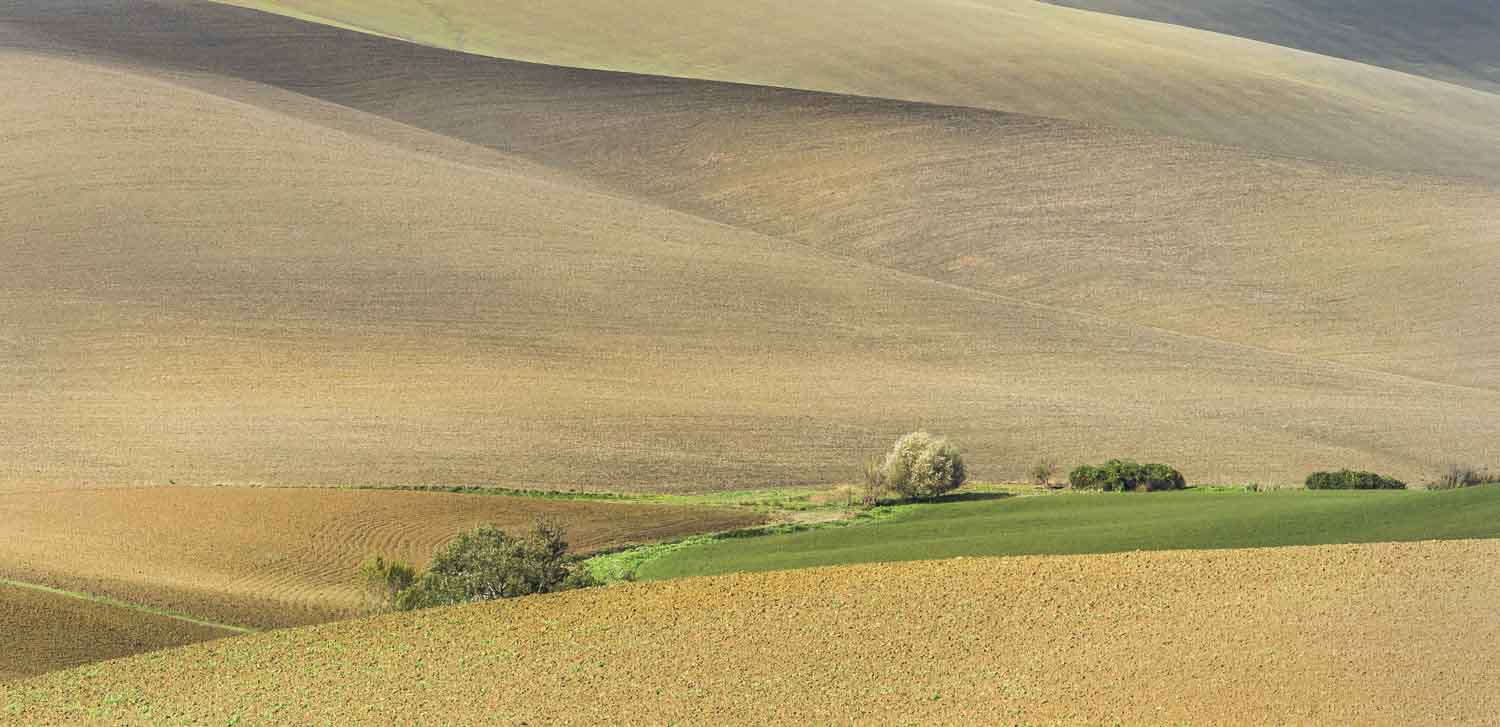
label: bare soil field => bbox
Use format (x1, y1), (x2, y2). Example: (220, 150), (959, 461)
(3, 1), (1498, 491)
(0, 487), (762, 629)
(218, 0), (1500, 184)
(0, 584), (234, 682)
(6, 539), (1496, 724)
(1045, 0), (1500, 93)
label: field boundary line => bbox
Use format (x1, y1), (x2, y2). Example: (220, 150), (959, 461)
(0, 577), (258, 635)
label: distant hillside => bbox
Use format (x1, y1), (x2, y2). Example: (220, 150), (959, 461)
(1045, 0), (1500, 93)
(3, 0), (1498, 490)
(216, 0), (1500, 184)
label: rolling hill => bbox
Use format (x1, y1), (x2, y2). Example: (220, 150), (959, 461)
(0, 582), (235, 682)
(1044, 0), (1500, 93)
(5, 540), (1498, 724)
(214, 0), (1500, 185)
(3, 0), (1498, 490)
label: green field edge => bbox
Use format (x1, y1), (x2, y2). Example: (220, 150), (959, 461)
(583, 501), (935, 582)
(0, 578), (257, 636)
(633, 485), (1500, 581)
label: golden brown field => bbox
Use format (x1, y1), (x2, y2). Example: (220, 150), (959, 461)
(6, 539), (1497, 724)
(3, 0), (1498, 492)
(0, 584), (234, 682)
(221, 0), (1500, 184)
(3, 0), (1499, 714)
(0, 487), (762, 629)
(1045, 0), (1500, 93)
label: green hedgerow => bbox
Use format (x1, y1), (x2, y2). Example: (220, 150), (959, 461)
(1305, 470), (1406, 490)
(1069, 459), (1185, 492)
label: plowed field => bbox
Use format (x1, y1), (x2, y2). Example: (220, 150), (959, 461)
(6, 540), (1496, 724)
(0, 487), (762, 629)
(0, 584), (233, 682)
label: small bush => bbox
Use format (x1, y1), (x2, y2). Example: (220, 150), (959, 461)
(860, 454), (886, 506)
(371, 519), (598, 612)
(1069, 459), (1186, 492)
(1428, 464), (1498, 490)
(1030, 460), (1058, 488)
(359, 555), (416, 612)
(1304, 469), (1406, 490)
(880, 431), (967, 500)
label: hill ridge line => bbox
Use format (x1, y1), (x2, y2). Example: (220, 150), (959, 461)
(206, 0), (1500, 190)
(64, 34), (1498, 403)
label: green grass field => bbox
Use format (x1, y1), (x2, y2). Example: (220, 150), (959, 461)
(639, 485), (1500, 580)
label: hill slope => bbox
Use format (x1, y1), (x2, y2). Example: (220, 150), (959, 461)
(5, 540), (1498, 724)
(0, 583), (233, 682)
(215, 0), (1500, 184)
(3, 0), (1499, 489)
(1045, 0), (1500, 93)
(0, 486), (761, 628)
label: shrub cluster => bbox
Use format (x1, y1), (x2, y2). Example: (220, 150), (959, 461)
(1304, 469), (1406, 490)
(1429, 464), (1498, 490)
(362, 519), (598, 612)
(879, 431), (967, 500)
(1069, 459), (1186, 492)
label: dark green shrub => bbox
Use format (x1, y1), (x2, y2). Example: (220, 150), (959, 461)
(1304, 469), (1407, 490)
(1069, 459), (1185, 492)
(374, 519), (599, 611)
(1069, 464), (1106, 490)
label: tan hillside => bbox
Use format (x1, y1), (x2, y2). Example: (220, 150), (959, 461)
(6, 539), (1498, 724)
(0, 486), (762, 628)
(214, 0), (1500, 184)
(0, 584), (233, 682)
(1045, 0), (1500, 93)
(2, 1), (1499, 490)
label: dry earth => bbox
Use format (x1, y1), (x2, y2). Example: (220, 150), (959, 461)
(1045, 0), (1500, 93)
(0, 487), (762, 629)
(0, 584), (233, 682)
(219, 0), (1500, 184)
(2, 1), (1498, 490)
(5, 539), (1497, 724)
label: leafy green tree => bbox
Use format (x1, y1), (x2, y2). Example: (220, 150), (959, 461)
(368, 520), (599, 611)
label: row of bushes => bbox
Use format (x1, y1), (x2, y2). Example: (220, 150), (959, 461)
(1305, 469), (1407, 490)
(1069, 460), (1186, 492)
(859, 431), (1485, 497)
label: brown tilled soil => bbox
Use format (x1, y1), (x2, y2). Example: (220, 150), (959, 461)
(0, 584), (233, 682)
(0, 487), (762, 629)
(5, 540), (1496, 725)
(2, 2), (1499, 493)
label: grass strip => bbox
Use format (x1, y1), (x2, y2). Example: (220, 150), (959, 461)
(584, 504), (915, 582)
(0, 578), (257, 636)
(640, 485), (1500, 580)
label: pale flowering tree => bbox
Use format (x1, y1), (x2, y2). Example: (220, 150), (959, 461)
(880, 431), (967, 500)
